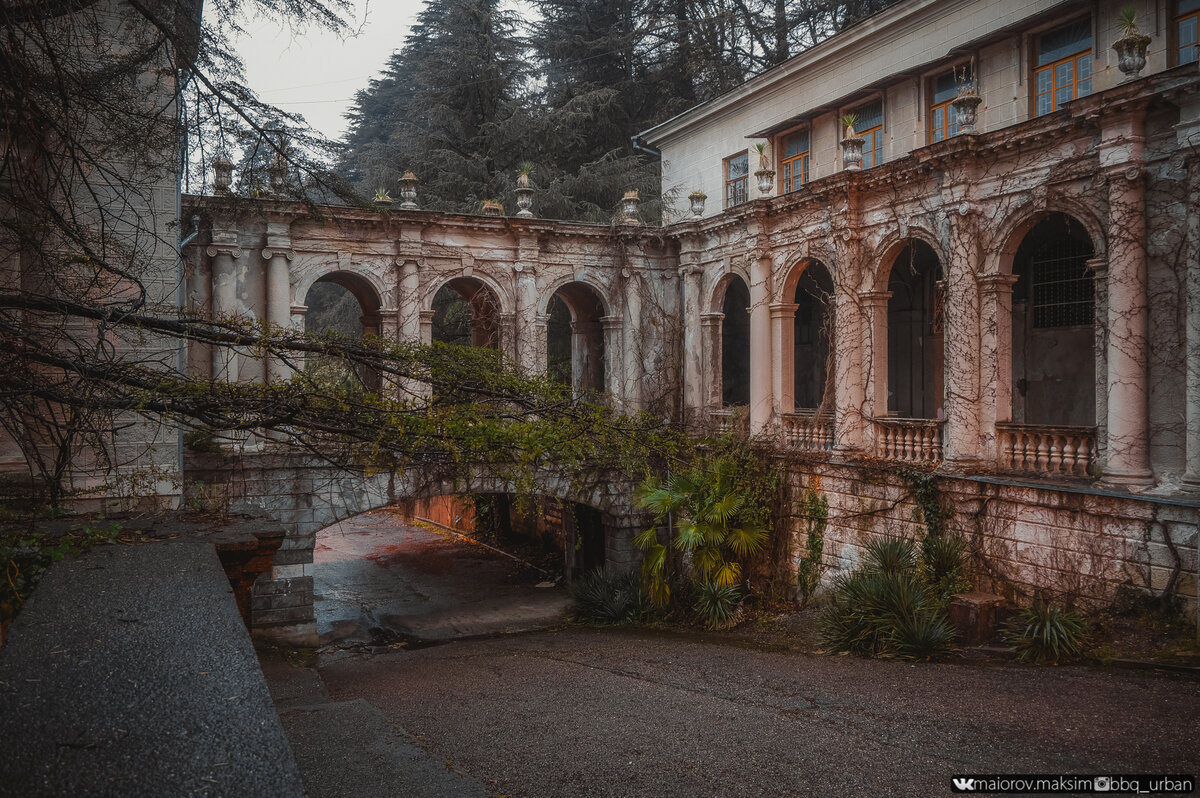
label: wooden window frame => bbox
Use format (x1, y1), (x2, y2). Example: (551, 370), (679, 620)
(927, 68), (965, 144)
(1031, 19), (1093, 117)
(724, 150), (749, 208)
(776, 127), (810, 194)
(1176, 1), (1200, 66)
(859, 125), (883, 169)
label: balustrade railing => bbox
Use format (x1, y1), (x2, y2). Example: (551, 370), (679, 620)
(782, 411), (835, 452)
(708, 408), (748, 436)
(874, 418), (943, 463)
(996, 423), (1095, 478)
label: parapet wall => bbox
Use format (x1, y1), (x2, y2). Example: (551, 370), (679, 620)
(783, 460), (1199, 615)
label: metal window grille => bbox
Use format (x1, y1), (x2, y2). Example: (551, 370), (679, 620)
(1030, 242), (1093, 327)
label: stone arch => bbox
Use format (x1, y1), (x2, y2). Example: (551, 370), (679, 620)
(991, 199), (1108, 277)
(782, 259), (836, 413)
(293, 264), (390, 318)
(537, 273), (613, 318)
(709, 272), (751, 407)
(1007, 211), (1098, 427)
(883, 238), (945, 420)
(544, 280), (609, 396)
(870, 224), (946, 292)
(302, 269), (385, 390)
(429, 275), (505, 349)
(708, 267), (752, 313)
(422, 269), (512, 316)
(776, 242), (838, 303)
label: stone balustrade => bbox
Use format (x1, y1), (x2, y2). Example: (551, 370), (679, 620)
(996, 423), (1095, 478)
(874, 418), (944, 463)
(782, 411), (835, 452)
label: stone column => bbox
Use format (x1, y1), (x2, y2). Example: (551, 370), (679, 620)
(497, 312), (517, 362)
(601, 314), (623, 403)
(623, 272), (643, 411)
(398, 260), (421, 342)
(207, 243), (242, 382)
(701, 312), (724, 414)
(770, 303), (798, 417)
(943, 210), (984, 468)
(187, 256), (212, 379)
(833, 283), (865, 453)
(1101, 166), (1153, 486)
(749, 252), (774, 432)
(1184, 156), (1200, 488)
(860, 290), (892, 451)
(681, 264), (704, 423)
(263, 245), (294, 384)
(514, 267), (539, 375)
(978, 273), (1019, 464)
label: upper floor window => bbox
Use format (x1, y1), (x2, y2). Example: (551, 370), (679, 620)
(929, 72), (961, 143)
(853, 101), (884, 169)
(725, 151), (749, 207)
(779, 129), (809, 193)
(1178, 0), (1200, 65)
(1034, 18), (1092, 116)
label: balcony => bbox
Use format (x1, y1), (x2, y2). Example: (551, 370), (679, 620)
(874, 418), (943, 464)
(996, 423), (1095, 479)
(782, 411), (834, 453)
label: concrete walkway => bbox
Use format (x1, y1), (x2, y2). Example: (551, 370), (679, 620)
(0, 540), (305, 797)
(314, 510), (570, 645)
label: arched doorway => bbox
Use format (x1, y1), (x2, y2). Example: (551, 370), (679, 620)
(304, 271), (382, 390)
(546, 282), (607, 396)
(886, 240), (944, 419)
(432, 277), (500, 348)
(792, 261), (834, 411)
(719, 275), (750, 406)
(1011, 213), (1096, 426)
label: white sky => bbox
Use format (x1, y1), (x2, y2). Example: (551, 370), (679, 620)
(228, 1), (426, 141)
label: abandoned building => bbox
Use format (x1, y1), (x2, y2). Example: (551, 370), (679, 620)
(2, 0), (1197, 645)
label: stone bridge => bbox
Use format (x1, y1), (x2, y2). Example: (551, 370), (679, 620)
(184, 451), (647, 645)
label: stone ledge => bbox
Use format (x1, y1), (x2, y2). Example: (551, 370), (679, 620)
(0, 540), (305, 796)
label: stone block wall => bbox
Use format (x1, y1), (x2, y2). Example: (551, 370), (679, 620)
(783, 460), (1199, 616)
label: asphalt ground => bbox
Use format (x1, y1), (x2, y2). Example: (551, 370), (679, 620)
(311, 627), (1200, 798)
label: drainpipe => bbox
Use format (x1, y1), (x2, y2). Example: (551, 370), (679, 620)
(630, 134), (661, 161)
(174, 89), (200, 503)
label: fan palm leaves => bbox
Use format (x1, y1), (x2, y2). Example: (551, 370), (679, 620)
(633, 455), (768, 626)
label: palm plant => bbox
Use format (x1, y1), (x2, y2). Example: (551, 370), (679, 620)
(633, 455), (768, 625)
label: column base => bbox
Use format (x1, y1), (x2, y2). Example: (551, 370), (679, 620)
(1181, 472), (1200, 492)
(937, 457), (987, 475)
(1097, 469), (1155, 490)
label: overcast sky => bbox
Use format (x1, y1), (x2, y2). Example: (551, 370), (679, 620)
(229, 1), (426, 141)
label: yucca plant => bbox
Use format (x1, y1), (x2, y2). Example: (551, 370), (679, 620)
(694, 581), (743, 629)
(1004, 602), (1089, 664)
(570, 568), (645, 625)
(863, 537), (917, 575)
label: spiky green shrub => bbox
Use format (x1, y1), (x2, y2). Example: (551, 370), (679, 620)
(920, 533), (972, 611)
(1004, 602), (1089, 664)
(693, 581), (743, 630)
(570, 569), (645, 625)
(820, 536), (960, 660)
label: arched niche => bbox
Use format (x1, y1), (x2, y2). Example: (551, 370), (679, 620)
(790, 260), (834, 411)
(885, 240), (944, 419)
(718, 274), (751, 407)
(546, 281), (607, 396)
(304, 271), (383, 390)
(432, 276), (501, 349)
(1010, 212), (1096, 426)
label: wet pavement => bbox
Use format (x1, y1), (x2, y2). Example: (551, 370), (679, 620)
(309, 627), (1200, 798)
(313, 510), (571, 646)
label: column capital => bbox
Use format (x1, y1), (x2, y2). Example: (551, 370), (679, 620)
(769, 302), (799, 319)
(599, 314), (623, 331)
(418, 309), (435, 322)
(978, 273), (1019, 293)
(1085, 256), (1108, 276)
(859, 290), (892, 306)
(205, 244), (242, 259)
(262, 248), (294, 261)
(700, 311), (725, 326)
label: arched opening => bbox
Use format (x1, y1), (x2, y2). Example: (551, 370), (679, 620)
(886, 240), (944, 419)
(1011, 213), (1096, 426)
(720, 275), (750, 406)
(546, 282), (606, 396)
(432, 277), (500, 348)
(304, 272), (382, 390)
(792, 261), (834, 411)
(312, 493), (610, 646)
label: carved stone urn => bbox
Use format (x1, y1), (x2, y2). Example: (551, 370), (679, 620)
(399, 172), (419, 209)
(841, 136), (864, 171)
(620, 189), (641, 225)
(1113, 33), (1151, 80)
(951, 92), (983, 133)
(688, 190), (707, 217)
